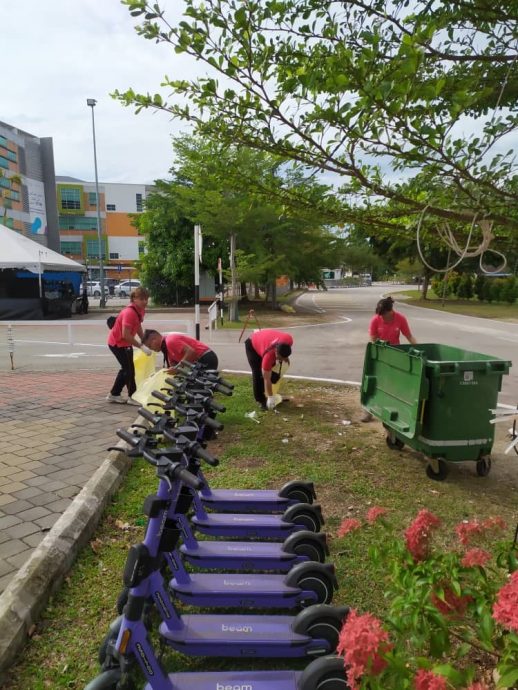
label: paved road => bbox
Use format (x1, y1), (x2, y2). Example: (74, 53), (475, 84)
(1, 285), (516, 404)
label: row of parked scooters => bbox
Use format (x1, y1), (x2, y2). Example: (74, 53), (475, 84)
(85, 362), (349, 690)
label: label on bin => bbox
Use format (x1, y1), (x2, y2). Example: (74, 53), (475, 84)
(460, 371), (477, 385)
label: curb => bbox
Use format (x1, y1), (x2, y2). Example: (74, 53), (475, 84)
(0, 441), (133, 680)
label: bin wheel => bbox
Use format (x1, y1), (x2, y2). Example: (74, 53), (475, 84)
(426, 459), (448, 481)
(385, 434), (404, 450)
(476, 456), (492, 477)
(512, 421), (518, 456)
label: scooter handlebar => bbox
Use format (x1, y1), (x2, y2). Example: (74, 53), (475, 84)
(195, 445), (219, 467)
(116, 428), (140, 447)
(203, 415), (224, 432)
(174, 466), (204, 490)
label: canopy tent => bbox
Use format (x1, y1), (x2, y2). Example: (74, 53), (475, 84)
(0, 225), (86, 319)
(0, 224), (85, 273)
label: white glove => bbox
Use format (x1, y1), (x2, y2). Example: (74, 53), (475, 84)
(140, 344), (153, 356)
(266, 396), (276, 410)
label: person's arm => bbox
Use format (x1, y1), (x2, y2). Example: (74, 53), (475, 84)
(262, 368), (274, 398)
(179, 343), (198, 364)
(399, 314), (417, 345)
(122, 324), (143, 348)
(369, 316), (378, 342)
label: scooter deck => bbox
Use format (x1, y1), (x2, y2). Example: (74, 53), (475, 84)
(192, 513), (304, 538)
(170, 572), (317, 608)
(180, 540), (304, 571)
(159, 614), (327, 657)
(145, 669), (301, 690)
(201, 488), (293, 512)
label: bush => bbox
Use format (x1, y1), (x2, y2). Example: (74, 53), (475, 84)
(475, 275), (486, 301)
(335, 509), (518, 689)
(457, 274), (474, 299)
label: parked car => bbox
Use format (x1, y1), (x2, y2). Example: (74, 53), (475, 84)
(80, 281), (110, 297)
(113, 279), (142, 298)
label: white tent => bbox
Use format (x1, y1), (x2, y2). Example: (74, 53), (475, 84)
(0, 224), (85, 273)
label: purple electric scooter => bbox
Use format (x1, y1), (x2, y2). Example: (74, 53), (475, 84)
(114, 429), (337, 610)
(96, 450), (347, 675)
(147, 388), (318, 512)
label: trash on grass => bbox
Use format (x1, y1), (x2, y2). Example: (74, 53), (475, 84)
(245, 411), (261, 424)
(341, 420), (352, 426)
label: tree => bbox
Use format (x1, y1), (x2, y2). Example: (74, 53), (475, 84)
(117, 0), (518, 241)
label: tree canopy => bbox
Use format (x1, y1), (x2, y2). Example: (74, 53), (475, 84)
(117, 0), (517, 246)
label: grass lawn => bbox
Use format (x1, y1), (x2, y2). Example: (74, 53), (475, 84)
(396, 289), (518, 321)
(4, 377), (517, 689)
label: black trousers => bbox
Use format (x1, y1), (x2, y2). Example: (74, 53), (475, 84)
(198, 350), (219, 370)
(109, 345), (136, 397)
(244, 338), (266, 406)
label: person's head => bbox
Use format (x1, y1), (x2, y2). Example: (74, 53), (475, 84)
(142, 329), (163, 352)
(130, 286), (149, 309)
(276, 342), (292, 362)
(375, 296), (394, 320)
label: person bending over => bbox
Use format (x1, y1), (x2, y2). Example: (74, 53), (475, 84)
(244, 329), (293, 411)
(142, 330), (219, 372)
(107, 287), (152, 406)
(369, 296), (417, 345)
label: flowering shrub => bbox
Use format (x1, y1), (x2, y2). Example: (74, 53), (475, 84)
(335, 509), (518, 689)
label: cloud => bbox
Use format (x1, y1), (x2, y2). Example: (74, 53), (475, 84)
(3, 0), (194, 183)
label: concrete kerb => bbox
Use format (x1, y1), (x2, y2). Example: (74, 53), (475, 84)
(0, 373), (361, 681)
(0, 438), (134, 681)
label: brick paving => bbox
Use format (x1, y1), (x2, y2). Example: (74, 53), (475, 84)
(0, 371), (138, 594)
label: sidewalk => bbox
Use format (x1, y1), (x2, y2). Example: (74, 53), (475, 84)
(0, 370), (138, 593)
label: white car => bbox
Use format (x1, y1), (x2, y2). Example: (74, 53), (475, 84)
(80, 281), (110, 297)
(113, 279), (142, 298)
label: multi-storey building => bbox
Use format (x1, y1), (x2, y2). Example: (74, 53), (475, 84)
(0, 121), (60, 250)
(56, 178), (152, 284)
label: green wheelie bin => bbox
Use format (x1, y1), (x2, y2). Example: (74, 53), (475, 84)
(361, 341), (512, 480)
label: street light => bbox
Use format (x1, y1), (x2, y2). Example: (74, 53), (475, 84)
(86, 98), (106, 308)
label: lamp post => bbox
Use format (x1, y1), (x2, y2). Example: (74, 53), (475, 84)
(86, 98), (106, 308)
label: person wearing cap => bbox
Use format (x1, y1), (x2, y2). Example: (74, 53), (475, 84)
(244, 329), (293, 410)
(142, 329), (219, 372)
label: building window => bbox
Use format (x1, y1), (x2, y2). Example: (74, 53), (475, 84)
(138, 241), (146, 255)
(59, 216), (99, 231)
(106, 204), (116, 211)
(88, 192), (98, 207)
(109, 252), (120, 259)
(60, 241), (83, 255)
(136, 193), (143, 212)
(86, 238), (105, 259)
(5, 216), (14, 228)
(60, 187), (82, 210)
(0, 156), (9, 169)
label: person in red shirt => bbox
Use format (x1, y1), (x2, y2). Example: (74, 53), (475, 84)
(142, 330), (219, 371)
(245, 329), (293, 411)
(107, 287), (152, 405)
(369, 296), (417, 345)
(362, 296), (417, 422)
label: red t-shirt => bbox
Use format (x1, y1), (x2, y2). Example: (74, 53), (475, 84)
(250, 329), (293, 371)
(164, 333), (209, 365)
(369, 311), (411, 345)
(107, 304), (144, 347)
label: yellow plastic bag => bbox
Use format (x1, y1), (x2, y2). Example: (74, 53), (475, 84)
(271, 361), (289, 407)
(132, 368), (171, 409)
(133, 348), (157, 387)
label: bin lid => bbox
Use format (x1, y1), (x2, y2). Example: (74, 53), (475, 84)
(361, 341), (428, 439)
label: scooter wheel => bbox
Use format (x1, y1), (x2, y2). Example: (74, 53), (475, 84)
(289, 537), (327, 563)
(98, 616), (123, 666)
(298, 655), (348, 690)
(385, 434), (404, 450)
(84, 669), (123, 690)
(284, 504), (322, 532)
(293, 605), (349, 652)
(279, 481), (315, 504)
(287, 570), (335, 605)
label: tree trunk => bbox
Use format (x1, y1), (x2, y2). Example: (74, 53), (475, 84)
(254, 282), (260, 299)
(421, 272), (431, 300)
(270, 280), (278, 309)
(229, 232), (240, 321)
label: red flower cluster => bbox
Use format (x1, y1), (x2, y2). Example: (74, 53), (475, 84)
(404, 509), (441, 561)
(492, 570), (518, 632)
(430, 584), (471, 617)
(337, 518), (361, 537)
(461, 548), (491, 568)
(366, 506), (389, 524)
(455, 516), (507, 546)
(337, 608), (391, 690)
(414, 669), (448, 690)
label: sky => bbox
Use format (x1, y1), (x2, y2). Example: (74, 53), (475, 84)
(3, 0), (194, 185)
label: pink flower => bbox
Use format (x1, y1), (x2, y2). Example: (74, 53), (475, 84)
(337, 518), (361, 538)
(337, 608), (391, 690)
(430, 584), (471, 617)
(465, 683), (489, 690)
(414, 669), (448, 690)
(366, 506), (389, 524)
(481, 516), (507, 532)
(455, 520), (483, 546)
(492, 570), (518, 632)
(404, 509), (441, 561)
(461, 548), (491, 568)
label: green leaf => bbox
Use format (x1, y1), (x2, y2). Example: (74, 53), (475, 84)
(497, 666), (518, 688)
